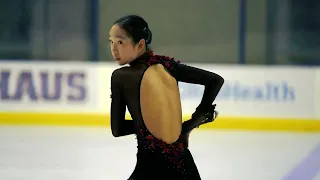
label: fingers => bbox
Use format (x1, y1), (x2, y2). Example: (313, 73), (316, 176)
(213, 110), (219, 119)
(207, 104), (216, 113)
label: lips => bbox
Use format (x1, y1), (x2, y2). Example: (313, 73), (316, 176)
(113, 53), (120, 61)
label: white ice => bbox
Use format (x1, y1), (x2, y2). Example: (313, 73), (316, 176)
(0, 126), (319, 180)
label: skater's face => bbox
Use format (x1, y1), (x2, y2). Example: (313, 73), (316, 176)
(109, 25), (146, 65)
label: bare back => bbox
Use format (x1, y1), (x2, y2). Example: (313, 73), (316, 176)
(140, 64), (182, 144)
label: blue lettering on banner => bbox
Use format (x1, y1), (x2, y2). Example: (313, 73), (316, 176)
(179, 80), (295, 102)
(0, 70), (87, 102)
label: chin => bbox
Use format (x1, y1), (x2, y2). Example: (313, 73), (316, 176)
(117, 61), (127, 66)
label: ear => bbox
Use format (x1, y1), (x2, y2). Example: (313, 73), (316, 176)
(137, 39), (146, 51)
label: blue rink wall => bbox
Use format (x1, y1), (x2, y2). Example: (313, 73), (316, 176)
(0, 61), (319, 132)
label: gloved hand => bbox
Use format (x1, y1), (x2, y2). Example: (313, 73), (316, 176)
(191, 104), (218, 128)
(181, 104), (219, 135)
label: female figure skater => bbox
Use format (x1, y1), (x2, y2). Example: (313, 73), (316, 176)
(109, 15), (224, 180)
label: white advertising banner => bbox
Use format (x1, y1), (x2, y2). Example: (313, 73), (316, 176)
(177, 64), (316, 119)
(100, 63), (317, 119)
(0, 62), (100, 113)
(1, 61), (317, 119)
(316, 69), (320, 119)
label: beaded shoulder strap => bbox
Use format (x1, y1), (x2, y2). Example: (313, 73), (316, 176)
(141, 51), (182, 77)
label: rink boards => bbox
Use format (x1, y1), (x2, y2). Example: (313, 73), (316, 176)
(0, 61), (319, 132)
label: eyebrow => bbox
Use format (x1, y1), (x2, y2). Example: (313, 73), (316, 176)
(109, 35), (127, 39)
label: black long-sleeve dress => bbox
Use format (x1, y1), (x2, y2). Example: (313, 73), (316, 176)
(110, 51), (224, 180)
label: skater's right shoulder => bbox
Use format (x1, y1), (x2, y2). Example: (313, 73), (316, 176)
(111, 66), (133, 81)
(112, 66), (129, 76)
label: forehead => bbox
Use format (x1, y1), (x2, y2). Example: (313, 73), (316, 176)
(109, 25), (129, 39)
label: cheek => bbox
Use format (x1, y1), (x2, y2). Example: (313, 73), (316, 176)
(116, 46), (135, 63)
(122, 46), (136, 56)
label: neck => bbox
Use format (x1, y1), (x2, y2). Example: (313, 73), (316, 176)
(129, 50), (153, 66)
(136, 50), (147, 58)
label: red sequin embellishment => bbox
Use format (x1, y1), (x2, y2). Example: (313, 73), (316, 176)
(139, 50), (181, 72)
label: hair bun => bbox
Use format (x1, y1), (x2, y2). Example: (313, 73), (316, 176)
(146, 28), (152, 44)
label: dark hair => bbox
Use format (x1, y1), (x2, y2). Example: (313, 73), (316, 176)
(113, 15), (152, 48)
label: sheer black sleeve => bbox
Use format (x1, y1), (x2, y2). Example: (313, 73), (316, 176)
(110, 70), (135, 137)
(173, 63), (224, 134)
(174, 63), (224, 110)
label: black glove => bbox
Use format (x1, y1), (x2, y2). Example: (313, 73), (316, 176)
(191, 104), (218, 128)
(181, 104), (219, 134)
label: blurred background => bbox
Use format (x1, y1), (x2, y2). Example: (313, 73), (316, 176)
(1, 0), (319, 64)
(1, 0), (320, 180)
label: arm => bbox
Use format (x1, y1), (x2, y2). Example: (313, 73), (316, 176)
(173, 63), (224, 134)
(110, 71), (135, 137)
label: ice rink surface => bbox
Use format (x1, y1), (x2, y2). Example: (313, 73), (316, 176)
(0, 126), (319, 180)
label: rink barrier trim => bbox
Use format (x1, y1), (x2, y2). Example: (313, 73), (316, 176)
(0, 113), (319, 132)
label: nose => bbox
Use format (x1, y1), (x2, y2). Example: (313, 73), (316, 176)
(111, 43), (118, 52)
